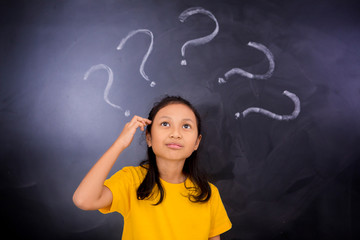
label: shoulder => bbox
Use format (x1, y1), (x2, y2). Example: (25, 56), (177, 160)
(121, 165), (147, 174)
(116, 165), (147, 185)
(208, 182), (223, 201)
(209, 182), (219, 193)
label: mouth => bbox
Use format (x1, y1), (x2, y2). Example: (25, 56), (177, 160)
(166, 143), (183, 149)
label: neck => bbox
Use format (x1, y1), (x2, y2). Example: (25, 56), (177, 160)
(156, 158), (186, 184)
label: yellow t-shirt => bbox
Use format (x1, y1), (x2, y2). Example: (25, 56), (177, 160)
(99, 166), (232, 240)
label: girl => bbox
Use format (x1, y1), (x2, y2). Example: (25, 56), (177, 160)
(73, 96), (232, 240)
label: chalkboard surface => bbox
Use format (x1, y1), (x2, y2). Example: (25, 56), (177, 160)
(1, 0), (360, 239)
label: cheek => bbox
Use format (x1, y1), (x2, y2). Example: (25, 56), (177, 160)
(148, 133), (161, 148)
(150, 143), (163, 158)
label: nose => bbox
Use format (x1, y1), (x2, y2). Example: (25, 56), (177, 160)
(170, 126), (182, 139)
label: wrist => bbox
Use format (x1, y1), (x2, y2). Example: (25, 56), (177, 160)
(113, 137), (128, 150)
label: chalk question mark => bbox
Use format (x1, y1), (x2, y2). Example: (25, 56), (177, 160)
(179, 7), (219, 66)
(218, 42), (275, 83)
(235, 90), (301, 120)
(217, 42), (300, 120)
(117, 29), (156, 87)
(84, 64), (131, 117)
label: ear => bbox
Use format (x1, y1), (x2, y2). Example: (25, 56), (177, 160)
(146, 132), (152, 147)
(194, 134), (202, 151)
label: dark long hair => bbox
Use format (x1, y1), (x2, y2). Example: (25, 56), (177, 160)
(137, 96), (211, 205)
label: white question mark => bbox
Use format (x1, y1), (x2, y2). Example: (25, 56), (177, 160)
(179, 7), (219, 66)
(84, 64), (131, 117)
(217, 42), (299, 120)
(218, 42), (275, 83)
(235, 90), (301, 120)
(117, 29), (156, 87)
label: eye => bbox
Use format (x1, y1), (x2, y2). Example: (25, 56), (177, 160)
(161, 122), (170, 127)
(183, 124), (191, 129)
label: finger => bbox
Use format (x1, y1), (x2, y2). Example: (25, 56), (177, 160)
(130, 116), (144, 123)
(128, 116), (151, 129)
(126, 116), (138, 127)
(137, 116), (149, 122)
(136, 117), (151, 126)
(129, 116), (144, 127)
(135, 120), (147, 131)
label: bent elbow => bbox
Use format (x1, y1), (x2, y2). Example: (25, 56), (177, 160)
(73, 193), (91, 211)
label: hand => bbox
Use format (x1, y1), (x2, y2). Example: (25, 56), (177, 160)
(116, 115), (152, 149)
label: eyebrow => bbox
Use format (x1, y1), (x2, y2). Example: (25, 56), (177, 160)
(158, 116), (195, 123)
(182, 118), (195, 123)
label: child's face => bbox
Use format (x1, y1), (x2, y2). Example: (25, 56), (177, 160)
(146, 103), (202, 163)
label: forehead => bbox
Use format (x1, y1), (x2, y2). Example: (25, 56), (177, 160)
(154, 103), (196, 121)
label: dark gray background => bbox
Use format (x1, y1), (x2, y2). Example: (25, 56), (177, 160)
(1, 0), (360, 239)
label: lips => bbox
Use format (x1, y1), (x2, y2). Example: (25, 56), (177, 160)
(166, 143), (183, 149)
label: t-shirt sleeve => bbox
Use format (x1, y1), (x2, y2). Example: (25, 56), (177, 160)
(98, 167), (133, 217)
(209, 185), (232, 238)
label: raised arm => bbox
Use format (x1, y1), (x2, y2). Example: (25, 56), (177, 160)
(72, 116), (151, 210)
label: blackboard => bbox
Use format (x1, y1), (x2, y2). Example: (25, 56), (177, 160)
(1, 0), (360, 239)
